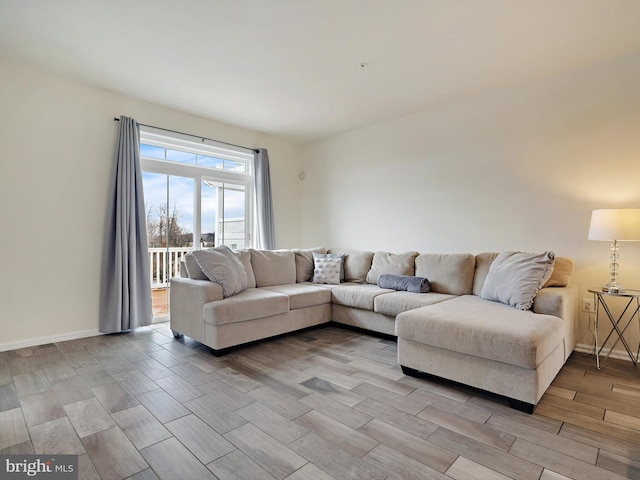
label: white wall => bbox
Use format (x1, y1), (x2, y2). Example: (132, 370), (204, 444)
(301, 50), (640, 354)
(0, 60), (303, 349)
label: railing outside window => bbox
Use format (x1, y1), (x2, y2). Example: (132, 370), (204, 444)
(148, 247), (193, 288)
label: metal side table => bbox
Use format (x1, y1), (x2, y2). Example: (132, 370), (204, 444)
(589, 288), (640, 369)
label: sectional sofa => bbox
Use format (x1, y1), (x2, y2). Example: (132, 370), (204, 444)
(170, 247), (577, 412)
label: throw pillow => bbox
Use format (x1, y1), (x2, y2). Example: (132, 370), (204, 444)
(312, 252), (345, 282)
(312, 255), (342, 285)
(192, 246), (248, 297)
(480, 251), (555, 310)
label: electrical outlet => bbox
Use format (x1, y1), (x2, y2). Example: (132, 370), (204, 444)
(582, 298), (595, 313)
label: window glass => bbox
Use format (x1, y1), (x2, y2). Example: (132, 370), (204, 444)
(140, 144), (165, 160)
(165, 149), (196, 164)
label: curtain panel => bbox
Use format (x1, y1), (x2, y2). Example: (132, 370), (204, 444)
(254, 148), (275, 250)
(99, 116), (152, 333)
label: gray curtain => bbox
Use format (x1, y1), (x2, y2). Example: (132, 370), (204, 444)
(254, 148), (275, 249)
(99, 116), (152, 333)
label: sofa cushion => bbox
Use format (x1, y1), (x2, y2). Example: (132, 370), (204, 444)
(192, 246), (248, 297)
(183, 252), (208, 280)
(203, 288), (289, 326)
(414, 253), (475, 295)
(312, 253), (342, 285)
(543, 257), (574, 287)
(235, 249), (257, 289)
(481, 251), (555, 310)
(331, 284), (394, 310)
(265, 284), (332, 310)
(328, 249), (374, 283)
(292, 247), (327, 282)
(473, 252), (500, 296)
(374, 291), (455, 317)
(366, 251), (419, 285)
(395, 295), (564, 369)
(250, 249), (297, 287)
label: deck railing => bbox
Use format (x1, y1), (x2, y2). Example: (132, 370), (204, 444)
(148, 247), (194, 288)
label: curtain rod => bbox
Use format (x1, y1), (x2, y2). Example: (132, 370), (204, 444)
(113, 117), (259, 153)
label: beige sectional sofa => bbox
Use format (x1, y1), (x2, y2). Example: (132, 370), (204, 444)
(170, 247), (577, 413)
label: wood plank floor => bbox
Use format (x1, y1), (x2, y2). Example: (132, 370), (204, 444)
(1, 323), (639, 480)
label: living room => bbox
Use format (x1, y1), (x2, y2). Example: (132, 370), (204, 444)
(1, 1), (639, 356)
(1, 1), (640, 479)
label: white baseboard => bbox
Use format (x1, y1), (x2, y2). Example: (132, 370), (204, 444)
(574, 342), (638, 363)
(0, 329), (102, 353)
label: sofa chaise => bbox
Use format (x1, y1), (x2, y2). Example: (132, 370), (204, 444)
(170, 247), (577, 412)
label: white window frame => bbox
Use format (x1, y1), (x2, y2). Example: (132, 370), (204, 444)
(139, 126), (255, 250)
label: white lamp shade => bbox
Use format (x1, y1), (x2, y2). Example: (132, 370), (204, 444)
(588, 209), (640, 241)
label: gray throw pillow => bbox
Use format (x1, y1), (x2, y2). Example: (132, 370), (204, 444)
(312, 252), (345, 282)
(480, 251), (555, 310)
(312, 256), (342, 285)
(192, 246), (248, 297)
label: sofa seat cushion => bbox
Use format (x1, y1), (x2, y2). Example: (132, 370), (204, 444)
(395, 295), (564, 369)
(374, 292), (455, 317)
(264, 284), (332, 310)
(331, 284), (395, 310)
(203, 288), (289, 326)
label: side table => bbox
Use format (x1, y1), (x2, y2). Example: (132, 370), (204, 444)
(589, 288), (640, 369)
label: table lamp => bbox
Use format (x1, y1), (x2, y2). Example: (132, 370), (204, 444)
(588, 208), (640, 293)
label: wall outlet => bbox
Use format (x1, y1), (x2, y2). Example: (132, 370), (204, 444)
(582, 298), (595, 313)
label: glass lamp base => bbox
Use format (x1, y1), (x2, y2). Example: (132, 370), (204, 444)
(603, 283), (624, 294)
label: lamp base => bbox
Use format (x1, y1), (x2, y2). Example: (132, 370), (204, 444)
(603, 283), (624, 294)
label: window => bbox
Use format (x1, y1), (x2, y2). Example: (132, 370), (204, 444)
(140, 127), (255, 319)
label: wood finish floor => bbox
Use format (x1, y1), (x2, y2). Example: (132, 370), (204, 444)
(1, 323), (640, 480)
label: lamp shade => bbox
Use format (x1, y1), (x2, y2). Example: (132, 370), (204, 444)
(588, 209), (640, 241)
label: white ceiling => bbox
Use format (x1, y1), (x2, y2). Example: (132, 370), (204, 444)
(2, 0), (640, 143)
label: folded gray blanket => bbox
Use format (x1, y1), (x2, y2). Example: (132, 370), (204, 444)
(378, 274), (430, 293)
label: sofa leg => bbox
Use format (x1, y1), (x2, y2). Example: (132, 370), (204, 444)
(401, 365), (421, 377)
(172, 330), (183, 339)
(508, 399), (535, 414)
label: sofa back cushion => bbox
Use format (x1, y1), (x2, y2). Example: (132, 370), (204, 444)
(328, 249), (374, 283)
(250, 249), (296, 287)
(366, 251), (419, 285)
(293, 247), (327, 282)
(235, 249), (257, 288)
(543, 257), (574, 287)
(473, 252), (500, 296)
(415, 253), (476, 295)
(184, 253), (208, 280)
